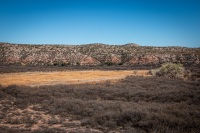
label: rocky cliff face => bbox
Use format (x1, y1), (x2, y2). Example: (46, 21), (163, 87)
(0, 43), (199, 66)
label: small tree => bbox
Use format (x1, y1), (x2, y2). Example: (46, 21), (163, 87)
(150, 63), (185, 79)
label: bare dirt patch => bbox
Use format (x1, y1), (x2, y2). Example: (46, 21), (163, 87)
(0, 97), (102, 133)
(0, 70), (149, 87)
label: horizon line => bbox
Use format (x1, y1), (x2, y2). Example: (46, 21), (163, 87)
(0, 42), (199, 48)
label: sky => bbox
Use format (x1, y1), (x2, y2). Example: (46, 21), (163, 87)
(0, 0), (200, 47)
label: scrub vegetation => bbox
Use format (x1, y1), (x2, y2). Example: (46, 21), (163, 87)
(0, 75), (200, 133)
(149, 63), (185, 79)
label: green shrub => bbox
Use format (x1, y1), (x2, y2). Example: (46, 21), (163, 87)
(150, 63), (185, 79)
(105, 62), (114, 66)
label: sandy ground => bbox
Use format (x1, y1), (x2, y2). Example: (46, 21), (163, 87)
(0, 70), (149, 87)
(0, 98), (102, 132)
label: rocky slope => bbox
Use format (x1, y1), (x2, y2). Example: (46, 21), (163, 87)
(0, 43), (199, 66)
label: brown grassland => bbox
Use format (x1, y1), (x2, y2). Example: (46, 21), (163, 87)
(0, 67), (200, 133)
(0, 70), (149, 87)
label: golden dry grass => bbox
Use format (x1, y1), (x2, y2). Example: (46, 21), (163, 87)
(0, 70), (149, 87)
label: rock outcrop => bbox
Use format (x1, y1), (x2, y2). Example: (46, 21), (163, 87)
(0, 43), (199, 66)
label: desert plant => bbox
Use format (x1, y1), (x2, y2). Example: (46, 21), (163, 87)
(1, 76), (200, 132)
(105, 62), (114, 66)
(150, 63), (185, 79)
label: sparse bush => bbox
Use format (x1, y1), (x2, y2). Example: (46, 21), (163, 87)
(76, 62), (80, 66)
(133, 70), (137, 75)
(105, 62), (114, 66)
(150, 63), (185, 79)
(118, 62), (123, 65)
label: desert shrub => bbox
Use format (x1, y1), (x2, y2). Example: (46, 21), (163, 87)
(105, 62), (114, 66)
(150, 63), (185, 79)
(1, 76), (200, 132)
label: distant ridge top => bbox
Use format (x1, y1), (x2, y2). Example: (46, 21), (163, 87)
(124, 43), (140, 46)
(1, 42), (199, 48)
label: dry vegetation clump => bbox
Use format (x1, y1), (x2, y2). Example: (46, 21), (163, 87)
(0, 76), (200, 133)
(150, 63), (187, 79)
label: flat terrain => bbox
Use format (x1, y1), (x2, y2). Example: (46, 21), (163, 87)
(0, 70), (149, 86)
(0, 75), (199, 133)
(0, 68), (199, 133)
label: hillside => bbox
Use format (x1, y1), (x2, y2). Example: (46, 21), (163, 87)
(0, 43), (199, 67)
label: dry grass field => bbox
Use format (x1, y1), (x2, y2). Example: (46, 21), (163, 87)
(0, 70), (149, 87)
(0, 69), (199, 133)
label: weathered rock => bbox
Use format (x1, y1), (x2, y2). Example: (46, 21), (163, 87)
(80, 56), (100, 66)
(0, 43), (199, 66)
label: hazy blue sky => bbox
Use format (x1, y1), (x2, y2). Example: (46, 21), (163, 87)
(0, 0), (200, 47)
